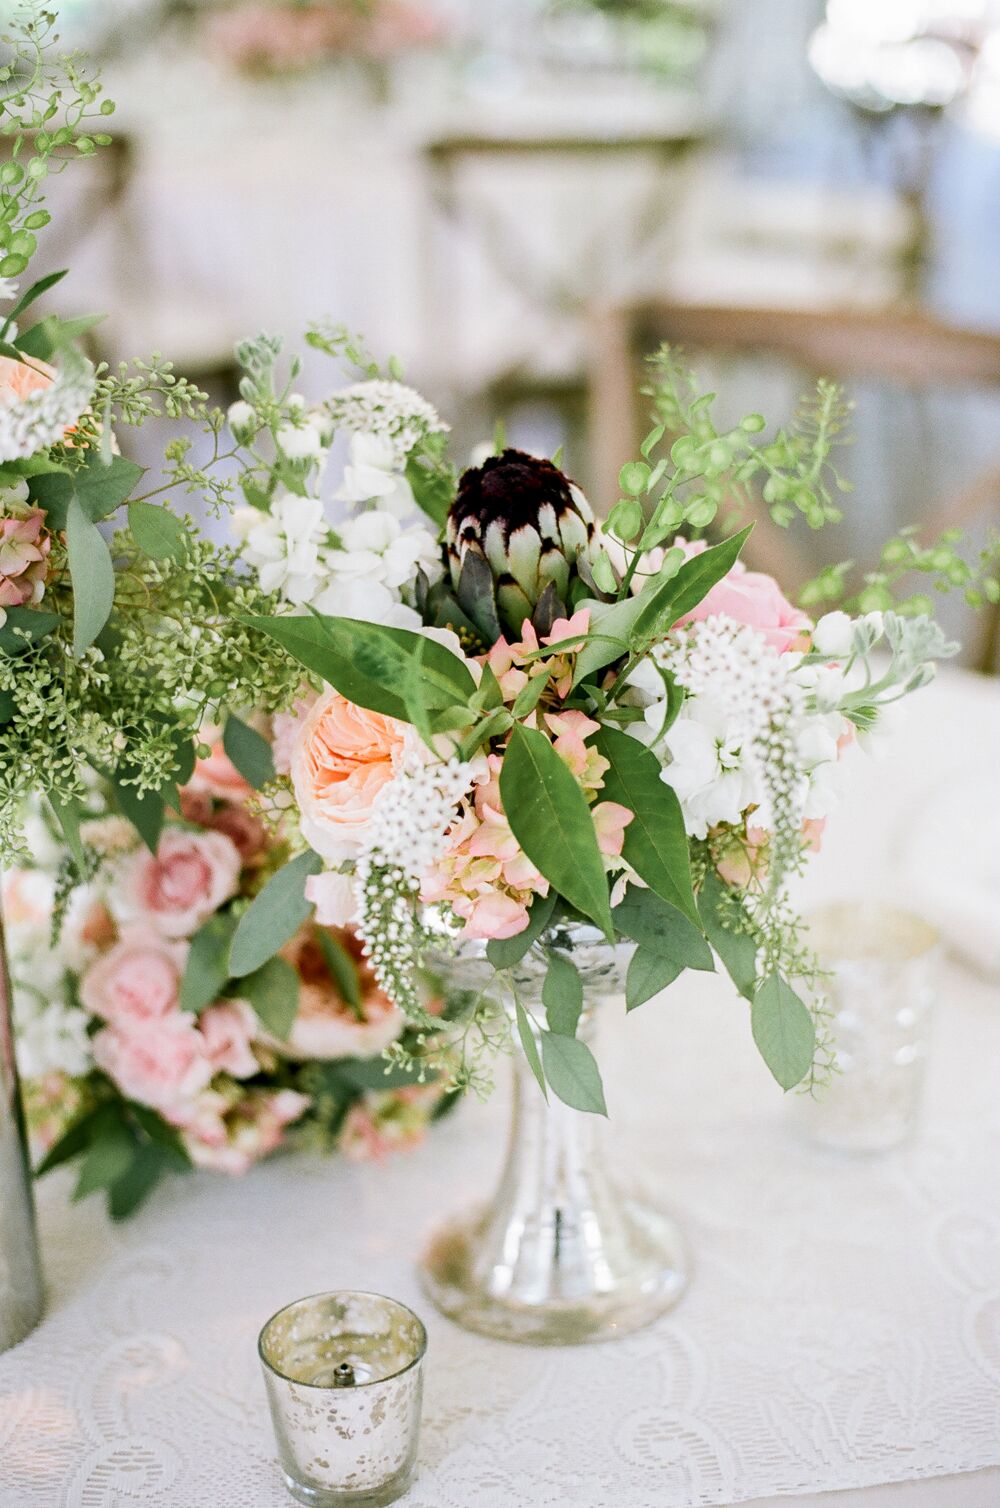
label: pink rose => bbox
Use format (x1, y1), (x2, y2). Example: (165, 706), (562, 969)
(117, 829), (242, 938)
(185, 738), (252, 803)
(673, 539), (811, 654)
(198, 1000), (259, 1079)
(180, 1087), (310, 1174)
(79, 930), (187, 1026)
(289, 688), (407, 861)
(92, 1016), (212, 1112)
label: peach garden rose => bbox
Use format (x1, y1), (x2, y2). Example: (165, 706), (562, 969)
(288, 686), (407, 861)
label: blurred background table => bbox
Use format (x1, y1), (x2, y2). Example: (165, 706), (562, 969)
(1, 666), (997, 1507)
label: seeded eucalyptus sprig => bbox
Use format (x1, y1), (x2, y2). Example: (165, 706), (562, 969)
(0, 3), (115, 283)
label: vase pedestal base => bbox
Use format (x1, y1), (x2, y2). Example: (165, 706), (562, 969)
(419, 1193), (687, 1347)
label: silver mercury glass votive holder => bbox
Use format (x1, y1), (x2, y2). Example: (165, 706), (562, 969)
(258, 1291), (426, 1508)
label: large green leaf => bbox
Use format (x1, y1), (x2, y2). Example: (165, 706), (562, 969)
(540, 1031), (607, 1115)
(499, 725), (613, 940)
(229, 849), (323, 978)
(48, 793), (87, 873)
(111, 777), (165, 855)
(625, 946), (683, 1010)
(514, 998), (547, 1100)
(593, 727), (698, 924)
(751, 974), (816, 1090)
(698, 868), (758, 1000)
(180, 913), (238, 1014)
(223, 713), (275, 789)
(612, 884), (713, 971)
(241, 614), (476, 723)
(75, 453), (144, 520)
(240, 955), (300, 1041)
(107, 1142), (176, 1221)
(66, 496), (115, 655)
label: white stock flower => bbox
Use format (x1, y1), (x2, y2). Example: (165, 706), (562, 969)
(659, 697), (762, 839)
(335, 431), (417, 516)
(233, 493), (327, 603)
(14, 992), (92, 1079)
(277, 417), (327, 462)
(332, 508), (441, 590)
(812, 610), (854, 657)
(310, 575), (422, 628)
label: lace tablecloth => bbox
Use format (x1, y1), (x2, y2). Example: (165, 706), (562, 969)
(1, 670), (999, 1508)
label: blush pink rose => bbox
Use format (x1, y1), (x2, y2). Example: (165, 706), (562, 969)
(79, 930), (187, 1026)
(674, 539), (811, 653)
(92, 1016), (212, 1112)
(198, 1000), (259, 1079)
(289, 688), (407, 861)
(117, 829), (242, 938)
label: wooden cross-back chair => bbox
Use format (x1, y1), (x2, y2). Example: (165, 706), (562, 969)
(588, 300), (1000, 672)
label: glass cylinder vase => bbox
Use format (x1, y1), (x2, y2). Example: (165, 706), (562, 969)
(0, 905), (44, 1352)
(418, 925), (687, 1345)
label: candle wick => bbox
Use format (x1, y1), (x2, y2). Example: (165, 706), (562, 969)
(333, 1362), (356, 1387)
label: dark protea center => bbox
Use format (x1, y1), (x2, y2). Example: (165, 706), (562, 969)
(445, 448), (596, 641)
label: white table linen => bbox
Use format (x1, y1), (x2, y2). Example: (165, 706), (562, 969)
(0, 667), (998, 1508)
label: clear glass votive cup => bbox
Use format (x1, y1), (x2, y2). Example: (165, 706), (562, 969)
(795, 903), (941, 1153)
(258, 1291), (427, 1508)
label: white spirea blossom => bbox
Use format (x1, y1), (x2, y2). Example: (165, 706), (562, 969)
(0, 344), (96, 463)
(355, 744), (474, 1016)
(323, 380), (447, 466)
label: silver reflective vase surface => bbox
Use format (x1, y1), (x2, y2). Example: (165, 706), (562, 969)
(0, 908), (44, 1352)
(419, 925), (687, 1345)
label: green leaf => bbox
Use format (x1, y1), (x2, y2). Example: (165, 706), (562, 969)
(0, 605), (59, 655)
(626, 946), (683, 1010)
(486, 892), (556, 970)
(223, 713), (275, 789)
(593, 727), (698, 925)
(612, 884), (713, 971)
(229, 849), (323, 977)
(631, 526), (753, 643)
(111, 777), (165, 854)
(540, 1032), (607, 1115)
(73, 1121), (136, 1201)
(66, 496), (115, 655)
(751, 974), (816, 1091)
(315, 928), (362, 1009)
(542, 952), (583, 1036)
(571, 594), (648, 687)
(36, 1102), (111, 1176)
(240, 955), (300, 1041)
(16, 312), (104, 359)
(75, 453), (144, 521)
(335, 1055), (432, 1091)
(698, 869), (758, 1000)
(48, 793), (87, 873)
(180, 913), (238, 1014)
(128, 500), (188, 561)
(241, 614), (476, 724)
(1, 268), (67, 330)
(500, 725), (613, 940)
(108, 1143), (173, 1221)
(514, 998), (547, 1100)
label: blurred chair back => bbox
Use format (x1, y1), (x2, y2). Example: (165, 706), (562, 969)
(589, 300), (1000, 671)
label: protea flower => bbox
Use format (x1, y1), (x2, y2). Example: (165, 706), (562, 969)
(444, 449), (600, 641)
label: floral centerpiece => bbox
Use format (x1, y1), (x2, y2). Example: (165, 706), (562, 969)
(203, 0), (446, 81)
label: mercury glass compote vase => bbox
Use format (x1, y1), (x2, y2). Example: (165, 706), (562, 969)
(0, 907), (44, 1352)
(418, 924), (687, 1345)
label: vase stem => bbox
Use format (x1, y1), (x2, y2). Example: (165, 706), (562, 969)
(420, 974), (687, 1345)
(0, 905), (44, 1353)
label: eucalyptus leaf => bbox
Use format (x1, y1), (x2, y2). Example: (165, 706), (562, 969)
(229, 849), (323, 978)
(128, 500), (188, 561)
(593, 727), (698, 924)
(540, 1032), (607, 1115)
(542, 952), (583, 1036)
(500, 725), (613, 940)
(514, 998), (548, 1100)
(66, 496), (115, 655)
(626, 946), (683, 1010)
(240, 955), (300, 1041)
(223, 713), (275, 789)
(48, 793), (86, 873)
(73, 1122), (136, 1201)
(111, 777), (165, 855)
(751, 974), (816, 1090)
(108, 1143), (175, 1221)
(180, 913), (238, 1014)
(612, 884), (714, 971)
(75, 452), (144, 520)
